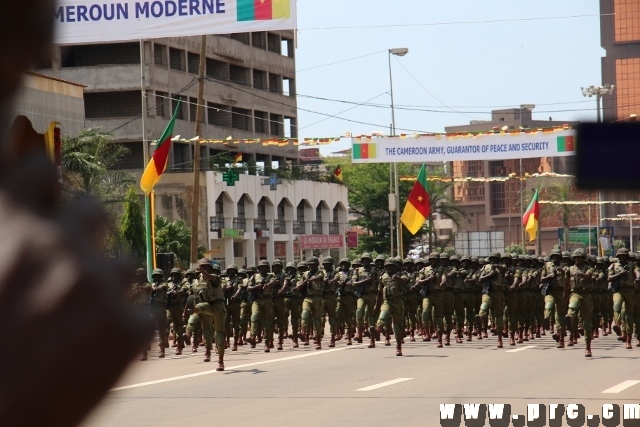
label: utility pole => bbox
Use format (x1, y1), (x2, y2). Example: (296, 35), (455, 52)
(190, 35), (207, 266)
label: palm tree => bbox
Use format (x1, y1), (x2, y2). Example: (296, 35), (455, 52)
(542, 179), (576, 250)
(61, 128), (134, 205)
(155, 216), (206, 268)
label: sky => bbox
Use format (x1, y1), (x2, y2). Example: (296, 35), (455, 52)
(292, 0), (603, 155)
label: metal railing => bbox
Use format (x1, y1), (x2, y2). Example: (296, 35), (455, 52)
(232, 218), (246, 231)
(329, 223), (339, 234)
(312, 221), (323, 234)
(274, 220), (287, 234)
(293, 221), (306, 235)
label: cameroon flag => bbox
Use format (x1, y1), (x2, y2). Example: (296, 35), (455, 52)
(333, 165), (343, 181)
(140, 100), (180, 195)
(522, 187), (540, 242)
(401, 164), (431, 235)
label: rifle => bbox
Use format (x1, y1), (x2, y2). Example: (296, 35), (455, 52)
(335, 269), (354, 296)
(541, 265), (560, 296)
(353, 267), (375, 298)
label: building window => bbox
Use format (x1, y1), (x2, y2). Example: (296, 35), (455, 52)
(234, 196), (246, 231)
(275, 201), (287, 234)
(453, 160), (485, 202)
(253, 69), (267, 90)
(61, 43), (140, 67)
(614, 0), (640, 42)
(269, 73), (282, 94)
(233, 242), (244, 257)
(254, 110), (268, 134)
(206, 58), (229, 81)
(171, 94), (186, 120)
(189, 97), (198, 123)
(615, 58), (640, 119)
(281, 38), (294, 58)
(84, 91), (141, 119)
(294, 202), (306, 234)
(283, 77), (295, 96)
(230, 65), (249, 86)
(251, 32), (266, 49)
(169, 48), (185, 71)
(232, 107), (251, 131)
(230, 33), (250, 45)
(267, 33), (281, 53)
(154, 44), (167, 66)
(208, 103), (232, 128)
(187, 52), (200, 74)
(155, 91), (168, 117)
(256, 198), (267, 230)
(270, 114), (283, 136)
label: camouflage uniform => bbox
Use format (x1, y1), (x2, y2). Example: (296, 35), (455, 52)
(322, 257), (338, 347)
(248, 260), (276, 352)
(223, 265), (243, 351)
(150, 268), (169, 357)
(166, 268), (188, 354)
(283, 262), (302, 348)
(376, 258), (409, 356)
(300, 257), (326, 349)
(335, 258), (356, 345)
(131, 268), (152, 361)
(478, 253), (505, 348)
(192, 259), (226, 368)
(566, 249), (594, 356)
(609, 248), (636, 348)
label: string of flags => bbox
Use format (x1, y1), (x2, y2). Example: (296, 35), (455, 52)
(352, 124), (573, 140)
(399, 172), (575, 182)
(168, 136), (345, 146)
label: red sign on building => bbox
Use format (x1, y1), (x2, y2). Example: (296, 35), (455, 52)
(299, 234), (344, 250)
(346, 232), (359, 248)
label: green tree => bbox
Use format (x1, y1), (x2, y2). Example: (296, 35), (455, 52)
(61, 127), (134, 205)
(154, 216), (206, 269)
(422, 179), (469, 253)
(120, 185), (146, 264)
(541, 179), (576, 250)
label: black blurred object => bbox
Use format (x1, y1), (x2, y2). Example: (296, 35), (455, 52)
(156, 253), (175, 273)
(576, 122), (640, 190)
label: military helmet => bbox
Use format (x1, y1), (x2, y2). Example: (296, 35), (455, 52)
(198, 258), (211, 266)
(489, 252), (501, 260)
(603, 256), (610, 263)
(272, 259), (283, 267)
(610, 257), (618, 263)
(537, 257), (545, 263)
(185, 269), (195, 276)
(561, 251), (571, 259)
(550, 249), (562, 258)
(461, 255), (471, 262)
(352, 258), (362, 266)
(237, 268), (247, 276)
(415, 258), (426, 265)
(151, 268), (164, 278)
(512, 254), (520, 261)
(322, 256), (334, 265)
(258, 260), (270, 267)
(629, 252), (637, 260)
(572, 249), (586, 258)
(440, 253), (450, 260)
(471, 256), (479, 263)
(170, 268), (181, 275)
(403, 257), (414, 265)
(307, 256), (319, 265)
(596, 257), (605, 264)
(384, 257), (396, 266)
(135, 268), (146, 276)
(227, 264), (238, 272)
(501, 253), (512, 260)
(339, 258), (351, 266)
(428, 252), (440, 260)
(297, 261), (308, 268)
(450, 255), (459, 261)
(478, 258), (487, 265)
(616, 247), (629, 257)
(361, 253), (373, 261)
(246, 265), (257, 272)
(543, 256), (550, 262)
(286, 262), (297, 270)
(375, 254), (386, 262)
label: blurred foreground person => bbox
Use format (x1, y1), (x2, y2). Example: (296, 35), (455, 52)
(0, 1), (152, 425)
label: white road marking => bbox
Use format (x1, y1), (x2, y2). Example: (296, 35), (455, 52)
(602, 380), (640, 394)
(506, 345), (536, 353)
(356, 378), (414, 391)
(111, 345), (365, 392)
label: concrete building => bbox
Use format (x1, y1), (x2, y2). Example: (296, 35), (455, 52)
(38, 31), (298, 171)
(205, 172), (349, 269)
(445, 107), (580, 255)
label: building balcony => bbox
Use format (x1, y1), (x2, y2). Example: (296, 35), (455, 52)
(293, 221), (306, 235)
(312, 221), (323, 234)
(233, 218), (247, 231)
(329, 223), (339, 234)
(274, 220), (287, 234)
(209, 217), (224, 231)
(254, 219), (267, 230)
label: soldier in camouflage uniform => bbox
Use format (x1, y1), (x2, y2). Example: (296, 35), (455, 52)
(166, 268), (188, 355)
(192, 259), (226, 369)
(223, 265), (243, 351)
(501, 254), (519, 346)
(414, 253), (445, 346)
(458, 256), (476, 342)
(247, 260), (276, 352)
(352, 253), (379, 348)
(541, 249), (569, 348)
(322, 257), (339, 347)
(270, 259), (287, 351)
(296, 261), (309, 339)
(478, 252), (505, 348)
(566, 249), (595, 356)
(471, 257), (485, 339)
(608, 247), (636, 349)
(449, 255), (465, 344)
(283, 262), (302, 348)
(238, 266), (255, 345)
(403, 258), (420, 342)
(593, 257), (609, 337)
(376, 258), (409, 356)
(131, 268), (152, 361)
(335, 258), (355, 345)
(414, 258), (426, 337)
(150, 268), (168, 358)
(297, 257), (326, 349)
(439, 254), (456, 346)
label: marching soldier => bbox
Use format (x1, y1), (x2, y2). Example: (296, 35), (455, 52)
(458, 256), (476, 342)
(541, 249), (569, 348)
(376, 258), (409, 356)
(608, 248), (636, 349)
(166, 268), (188, 355)
(223, 265), (243, 351)
(150, 268), (168, 358)
(414, 253), (445, 347)
(193, 259), (226, 369)
(131, 268), (152, 361)
(322, 257), (339, 347)
(478, 252), (505, 348)
(439, 254), (455, 346)
(247, 260), (276, 352)
(352, 253), (379, 348)
(471, 257), (485, 339)
(271, 259), (287, 351)
(566, 249), (594, 356)
(403, 258), (420, 342)
(283, 262), (302, 348)
(450, 255), (466, 344)
(501, 254), (519, 346)
(297, 257), (326, 349)
(335, 258), (356, 345)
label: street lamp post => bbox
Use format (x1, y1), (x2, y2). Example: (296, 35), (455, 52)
(389, 47), (408, 257)
(581, 85), (615, 237)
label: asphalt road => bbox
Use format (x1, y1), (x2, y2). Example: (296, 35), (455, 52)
(82, 331), (640, 427)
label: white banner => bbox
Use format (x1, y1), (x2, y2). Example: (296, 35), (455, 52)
(350, 130), (576, 163)
(53, 0), (297, 44)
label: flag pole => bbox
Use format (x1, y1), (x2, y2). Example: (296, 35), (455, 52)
(144, 193), (153, 281)
(151, 190), (157, 269)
